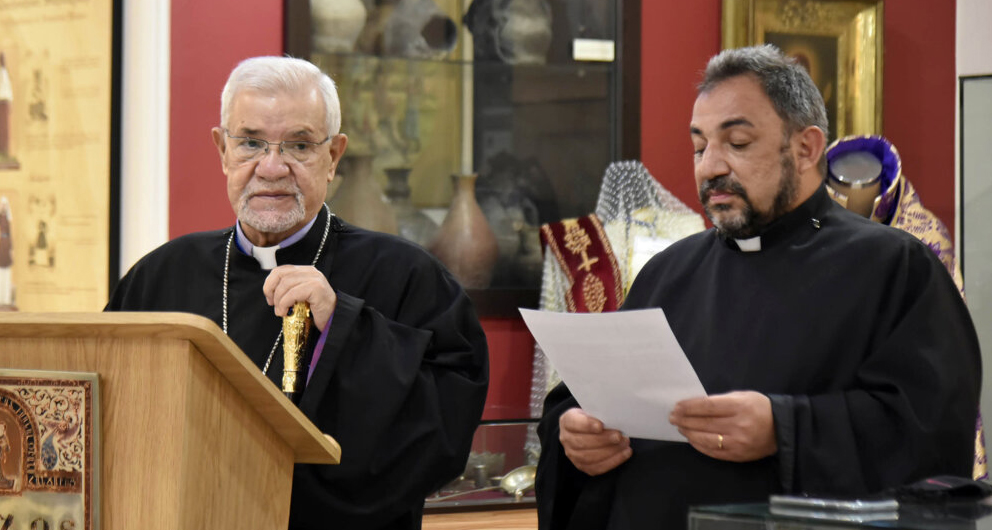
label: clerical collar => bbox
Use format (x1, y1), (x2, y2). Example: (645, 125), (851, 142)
(721, 185), (832, 252)
(234, 215), (319, 270)
(734, 237), (761, 252)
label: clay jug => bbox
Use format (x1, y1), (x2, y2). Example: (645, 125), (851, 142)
(328, 154), (399, 235)
(383, 0), (458, 59)
(429, 174), (499, 288)
(384, 167), (439, 247)
(464, 0), (552, 65)
(311, 0), (368, 54)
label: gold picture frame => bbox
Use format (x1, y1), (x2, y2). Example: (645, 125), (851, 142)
(722, 0), (883, 142)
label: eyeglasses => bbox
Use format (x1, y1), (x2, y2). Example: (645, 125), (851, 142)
(224, 130), (331, 164)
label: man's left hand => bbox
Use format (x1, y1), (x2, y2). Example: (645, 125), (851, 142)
(669, 391), (776, 462)
(263, 265), (336, 332)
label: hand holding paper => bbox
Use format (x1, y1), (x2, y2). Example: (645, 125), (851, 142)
(558, 408), (633, 475)
(669, 391), (777, 460)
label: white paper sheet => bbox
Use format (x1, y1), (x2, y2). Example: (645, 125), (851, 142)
(520, 308), (707, 441)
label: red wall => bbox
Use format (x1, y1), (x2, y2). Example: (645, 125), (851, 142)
(170, 0), (958, 421)
(641, 1), (958, 235)
(169, 0), (284, 236)
(480, 318), (536, 419)
(881, 4), (956, 230)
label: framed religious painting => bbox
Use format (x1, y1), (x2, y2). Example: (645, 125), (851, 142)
(0, 0), (121, 312)
(722, 0), (883, 143)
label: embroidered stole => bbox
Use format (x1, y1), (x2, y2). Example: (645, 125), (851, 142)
(540, 214), (623, 313)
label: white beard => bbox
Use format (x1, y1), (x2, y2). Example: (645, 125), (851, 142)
(237, 180), (307, 234)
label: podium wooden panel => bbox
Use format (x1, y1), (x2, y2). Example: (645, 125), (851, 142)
(0, 312), (340, 530)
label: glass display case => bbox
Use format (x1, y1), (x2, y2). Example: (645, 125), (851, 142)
(424, 421), (538, 511)
(285, 0), (640, 316)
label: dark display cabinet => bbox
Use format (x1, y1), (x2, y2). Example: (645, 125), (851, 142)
(285, 0), (639, 316)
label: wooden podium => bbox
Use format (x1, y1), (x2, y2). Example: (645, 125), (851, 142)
(0, 312), (340, 530)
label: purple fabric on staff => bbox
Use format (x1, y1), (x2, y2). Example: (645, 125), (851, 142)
(308, 311), (334, 384)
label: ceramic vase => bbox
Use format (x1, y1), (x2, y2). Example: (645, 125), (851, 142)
(464, 0), (552, 65)
(384, 167), (438, 247)
(429, 174), (499, 288)
(383, 0), (458, 59)
(328, 154), (399, 235)
(497, 0), (553, 64)
(311, 0), (368, 54)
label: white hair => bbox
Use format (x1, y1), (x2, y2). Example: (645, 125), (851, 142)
(219, 56), (341, 135)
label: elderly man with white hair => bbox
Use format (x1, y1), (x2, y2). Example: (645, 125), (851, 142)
(106, 56), (489, 530)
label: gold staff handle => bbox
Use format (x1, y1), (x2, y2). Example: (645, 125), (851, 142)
(282, 301), (311, 404)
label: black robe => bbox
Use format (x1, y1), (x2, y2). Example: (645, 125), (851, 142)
(106, 207), (489, 530)
(536, 186), (981, 530)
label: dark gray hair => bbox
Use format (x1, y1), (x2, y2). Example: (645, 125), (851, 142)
(699, 45), (828, 173)
(220, 56), (341, 135)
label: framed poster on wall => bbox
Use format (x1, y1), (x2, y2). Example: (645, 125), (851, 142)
(0, 0), (120, 311)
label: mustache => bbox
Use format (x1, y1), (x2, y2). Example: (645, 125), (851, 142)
(240, 179), (303, 202)
(699, 176), (748, 203)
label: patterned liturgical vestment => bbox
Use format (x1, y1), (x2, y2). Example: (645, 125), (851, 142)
(826, 135), (987, 480)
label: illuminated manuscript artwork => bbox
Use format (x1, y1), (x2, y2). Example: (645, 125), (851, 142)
(0, 371), (99, 530)
(0, 0), (114, 310)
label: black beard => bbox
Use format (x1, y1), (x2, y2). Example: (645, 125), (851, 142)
(699, 147), (799, 240)
(700, 176), (759, 239)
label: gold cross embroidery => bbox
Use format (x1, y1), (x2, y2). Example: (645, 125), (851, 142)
(563, 220), (600, 273)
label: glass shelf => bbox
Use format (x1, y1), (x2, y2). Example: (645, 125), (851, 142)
(312, 50), (618, 71)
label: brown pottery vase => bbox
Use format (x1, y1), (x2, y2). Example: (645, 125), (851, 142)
(429, 174), (499, 288)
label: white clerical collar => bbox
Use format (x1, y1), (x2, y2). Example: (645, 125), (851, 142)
(734, 236), (762, 252)
(235, 215), (319, 270)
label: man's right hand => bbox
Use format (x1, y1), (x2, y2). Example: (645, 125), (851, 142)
(559, 407), (632, 476)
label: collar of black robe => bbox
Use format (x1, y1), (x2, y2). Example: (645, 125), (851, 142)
(719, 184), (831, 252)
(230, 205), (338, 271)
(235, 213), (320, 269)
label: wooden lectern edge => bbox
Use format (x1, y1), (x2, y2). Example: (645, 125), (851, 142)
(0, 311), (341, 464)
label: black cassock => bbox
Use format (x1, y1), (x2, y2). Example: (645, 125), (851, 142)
(536, 186), (981, 530)
(107, 207), (489, 530)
